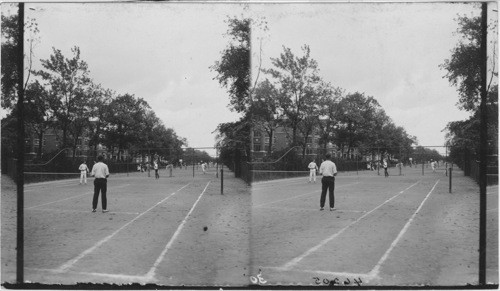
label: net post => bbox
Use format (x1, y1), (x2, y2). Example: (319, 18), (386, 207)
(216, 148), (219, 178)
(422, 159), (424, 176)
(356, 153), (358, 175)
(221, 167), (224, 195)
(169, 166), (173, 177)
(448, 166), (452, 193)
(399, 147), (402, 176)
(377, 147), (380, 176)
(192, 148), (195, 178)
(445, 146), (448, 177)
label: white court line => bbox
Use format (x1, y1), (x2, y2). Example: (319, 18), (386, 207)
(25, 184), (131, 210)
(27, 208), (140, 215)
(25, 193), (88, 210)
(252, 179), (316, 190)
(254, 182), (360, 208)
(56, 182), (191, 273)
(258, 205), (365, 213)
(281, 181), (421, 271)
(25, 179), (78, 188)
(144, 181), (211, 281)
(369, 180), (440, 279)
(25, 183), (78, 192)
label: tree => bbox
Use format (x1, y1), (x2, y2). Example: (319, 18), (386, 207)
(103, 94), (151, 159)
(317, 86), (343, 152)
(441, 12), (498, 162)
(210, 17), (251, 113)
(440, 15), (485, 112)
(33, 46), (92, 149)
(335, 92), (386, 158)
(87, 83), (113, 158)
(264, 45), (323, 146)
(24, 80), (53, 159)
(1, 12), (21, 109)
(252, 79), (281, 154)
(1, 10), (39, 110)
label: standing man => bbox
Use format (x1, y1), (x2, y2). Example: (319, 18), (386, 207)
(383, 158), (389, 177)
(154, 160), (160, 179)
(201, 161), (206, 174)
(78, 160), (89, 185)
(319, 153), (337, 211)
(90, 155), (110, 213)
(307, 159), (318, 183)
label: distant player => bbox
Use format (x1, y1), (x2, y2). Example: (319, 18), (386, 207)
(90, 155), (110, 213)
(201, 161), (206, 174)
(78, 161), (89, 185)
(154, 160), (159, 179)
(307, 159), (318, 183)
(383, 159), (389, 177)
(319, 153), (337, 211)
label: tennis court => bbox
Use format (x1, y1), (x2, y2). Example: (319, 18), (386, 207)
(1, 166), (251, 286)
(251, 165), (498, 286)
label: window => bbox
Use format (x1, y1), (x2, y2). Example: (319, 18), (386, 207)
(265, 137), (270, 144)
(253, 144), (261, 152)
(253, 130), (261, 137)
(306, 137), (313, 144)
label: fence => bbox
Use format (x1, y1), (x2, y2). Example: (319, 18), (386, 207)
(463, 148), (498, 185)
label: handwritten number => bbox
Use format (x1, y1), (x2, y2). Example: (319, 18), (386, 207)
(353, 277), (363, 286)
(257, 273), (267, 284)
(250, 270), (266, 285)
(314, 276), (360, 286)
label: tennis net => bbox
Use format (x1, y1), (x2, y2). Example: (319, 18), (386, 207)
(24, 172), (81, 184)
(251, 170), (310, 183)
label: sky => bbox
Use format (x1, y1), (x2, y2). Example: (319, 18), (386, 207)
(5, 1), (498, 155)
(21, 2), (247, 155)
(248, 2), (497, 152)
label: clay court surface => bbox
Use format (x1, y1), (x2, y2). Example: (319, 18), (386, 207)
(251, 166), (498, 287)
(2, 167), (251, 286)
(1, 165), (498, 287)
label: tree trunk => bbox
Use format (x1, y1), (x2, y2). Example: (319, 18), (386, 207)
(268, 129), (274, 155)
(37, 130), (44, 159)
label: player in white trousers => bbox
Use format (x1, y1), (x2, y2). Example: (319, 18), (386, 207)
(308, 159), (318, 183)
(79, 161), (89, 185)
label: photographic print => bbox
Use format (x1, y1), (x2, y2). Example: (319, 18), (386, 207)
(1, 0), (498, 288)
